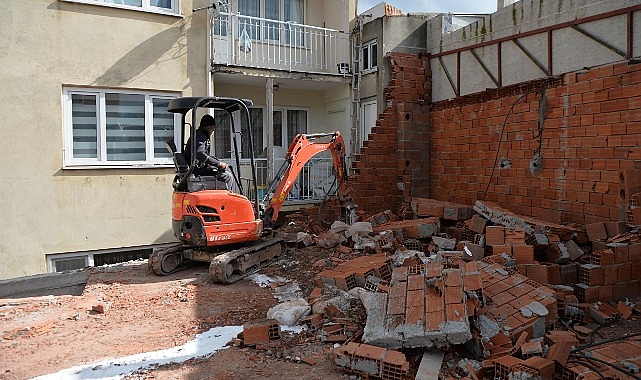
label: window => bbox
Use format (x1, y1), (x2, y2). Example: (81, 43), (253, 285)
(235, 0), (304, 43)
(47, 247), (152, 273)
(64, 88), (179, 168)
(212, 106), (307, 158)
(362, 39), (378, 71)
(63, 0), (179, 14)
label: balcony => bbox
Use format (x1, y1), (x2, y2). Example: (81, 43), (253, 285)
(211, 12), (350, 75)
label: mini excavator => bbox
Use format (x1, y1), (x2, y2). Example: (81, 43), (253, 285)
(148, 96), (352, 283)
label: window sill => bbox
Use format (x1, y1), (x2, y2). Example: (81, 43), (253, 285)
(60, 0), (183, 18)
(63, 163), (175, 170)
(361, 67), (378, 75)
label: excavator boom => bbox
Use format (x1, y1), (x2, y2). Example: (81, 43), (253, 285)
(263, 132), (349, 226)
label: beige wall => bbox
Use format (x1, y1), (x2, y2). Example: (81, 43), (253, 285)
(0, 0), (203, 279)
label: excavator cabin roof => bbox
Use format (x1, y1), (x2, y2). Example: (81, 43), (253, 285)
(167, 96), (253, 115)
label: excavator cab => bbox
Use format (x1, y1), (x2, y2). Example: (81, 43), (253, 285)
(166, 96), (260, 201)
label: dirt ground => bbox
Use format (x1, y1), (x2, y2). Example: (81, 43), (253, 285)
(3, 214), (641, 380)
(0, 237), (358, 380)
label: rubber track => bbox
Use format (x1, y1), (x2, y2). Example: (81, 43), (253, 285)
(209, 238), (286, 284)
(148, 243), (190, 275)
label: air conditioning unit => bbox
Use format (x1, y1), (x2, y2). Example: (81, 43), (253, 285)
(337, 63), (350, 74)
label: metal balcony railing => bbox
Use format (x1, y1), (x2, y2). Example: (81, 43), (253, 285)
(212, 12), (350, 75)
(233, 155), (337, 204)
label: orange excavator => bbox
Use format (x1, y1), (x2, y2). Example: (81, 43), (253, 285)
(148, 96), (353, 283)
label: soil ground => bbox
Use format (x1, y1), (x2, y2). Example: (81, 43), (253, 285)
(0, 240), (356, 380)
(2, 217), (641, 379)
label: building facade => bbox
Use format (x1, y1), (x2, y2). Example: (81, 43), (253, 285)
(0, 0), (355, 280)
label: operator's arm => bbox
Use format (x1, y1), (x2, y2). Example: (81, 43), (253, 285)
(194, 131), (226, 169)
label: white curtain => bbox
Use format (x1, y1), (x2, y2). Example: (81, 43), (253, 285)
(284, 0), (303, 22)
(238, 0), (260, 39)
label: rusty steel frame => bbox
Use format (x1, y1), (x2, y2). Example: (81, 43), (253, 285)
(430, 5), (640, 93)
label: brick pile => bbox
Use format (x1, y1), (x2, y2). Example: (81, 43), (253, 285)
(317, 254), (392, 291)
(333, 342), (409, 380)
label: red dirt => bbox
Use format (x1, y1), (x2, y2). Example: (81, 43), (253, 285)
(0, 243), (352, 380)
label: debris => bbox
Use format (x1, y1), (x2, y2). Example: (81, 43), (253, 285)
(91, 302), (110, 314)
(333, 342), (409, 380)
(296, 232), (314, 247)
(266, 298), (310, 326)
(240, 319), (281, 346)
(415, 351), (445, 379)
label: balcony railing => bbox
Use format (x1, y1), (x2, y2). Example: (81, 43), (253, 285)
(233, 155), (337, 204)
(211, 12), (350, 75)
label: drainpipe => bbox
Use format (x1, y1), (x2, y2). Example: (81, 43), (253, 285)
(207, 8), (213, 98)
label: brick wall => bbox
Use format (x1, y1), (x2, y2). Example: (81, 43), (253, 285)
(351, 52), (431, 215)
(430, 60), (641, 225)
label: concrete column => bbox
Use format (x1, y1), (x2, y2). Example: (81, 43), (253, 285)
(266, 78), (274, 184)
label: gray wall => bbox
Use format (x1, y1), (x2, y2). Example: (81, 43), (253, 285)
(428, 0), (641, 101)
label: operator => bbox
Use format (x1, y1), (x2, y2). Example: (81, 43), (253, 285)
(184, 114), (232, 188)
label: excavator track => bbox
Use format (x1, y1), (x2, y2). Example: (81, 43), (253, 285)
(148, 243), (193, 275)
(209, 237), (286, 284)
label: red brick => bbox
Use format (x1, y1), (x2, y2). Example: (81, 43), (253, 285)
(603, 265), (619, 286)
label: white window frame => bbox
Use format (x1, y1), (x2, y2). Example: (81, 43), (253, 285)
(360, 98), (377, 146)
(362, 39), (378, 72)
(63, 87), (180, 169)
(47, 253), (93, 273)
(61, 0), (181, 16)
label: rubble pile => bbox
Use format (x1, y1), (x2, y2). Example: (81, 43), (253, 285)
(236, 196), (641, 379)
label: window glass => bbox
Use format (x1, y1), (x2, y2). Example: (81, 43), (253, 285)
(284, 0), (304, 45)
(150, 0), (172, 8)
(273, 110), (283, 147)
(371, 42), (377, 68)
(362, 40), (377, 70)
(105, 0), (142, 6)
(284, 0), (303, 22)
(213, 110), (232, 159)
(239, 0), (261, 40)
(71, 94), (98, 159)
(287, 109), (307, 143)
(265, 0), (280, 40)
(363, 45), (369, 71)
(105, 93), (146, 161)
(152, 98), (174, 159)
(241, 108), (264, 159)
(52, 256), (88, 272)
(66, 88), (178, 166)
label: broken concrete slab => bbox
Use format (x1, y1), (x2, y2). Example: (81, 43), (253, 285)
(361, 265), (472, 349)
(415, 351), (444, 379)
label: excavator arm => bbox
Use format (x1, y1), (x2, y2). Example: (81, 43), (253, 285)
(262, 132), (349, 227)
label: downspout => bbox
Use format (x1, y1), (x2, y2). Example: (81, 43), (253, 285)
(207, 8), (213, 98)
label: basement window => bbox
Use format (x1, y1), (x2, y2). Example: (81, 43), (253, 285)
(50, 256), (90, 272)
(47, 246), (154, 273)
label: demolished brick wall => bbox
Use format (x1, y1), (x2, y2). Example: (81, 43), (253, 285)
(351, 52), (431, 216)
(353, 55), (641, 226)
(430, 60), (641, 225)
